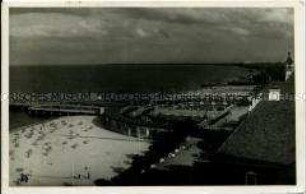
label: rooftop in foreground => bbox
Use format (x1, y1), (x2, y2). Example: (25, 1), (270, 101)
(215, 76), (295, 166)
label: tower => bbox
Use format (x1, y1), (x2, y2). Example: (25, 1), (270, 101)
(285, 52), (294, 81)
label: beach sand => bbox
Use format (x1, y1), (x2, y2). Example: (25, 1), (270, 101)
(9, 116), (150, 186)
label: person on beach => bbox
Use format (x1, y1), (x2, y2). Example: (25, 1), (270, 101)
(18, 173), (29, 184)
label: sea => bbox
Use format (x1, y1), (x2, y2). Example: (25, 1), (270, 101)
(9, 64), (250, 93)
(9, 64), (250, 129)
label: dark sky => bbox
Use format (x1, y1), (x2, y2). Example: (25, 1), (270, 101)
(9, 8), (294, 66)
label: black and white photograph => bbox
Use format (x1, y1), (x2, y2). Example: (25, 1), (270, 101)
(1, 0), (305, 192)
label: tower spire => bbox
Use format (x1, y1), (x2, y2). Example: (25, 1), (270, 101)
(285, 51), (294, 81)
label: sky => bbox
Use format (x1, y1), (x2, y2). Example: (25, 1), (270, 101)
(9, 8), (294, 66)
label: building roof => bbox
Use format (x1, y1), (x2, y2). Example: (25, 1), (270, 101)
(216, 78), (295, 166)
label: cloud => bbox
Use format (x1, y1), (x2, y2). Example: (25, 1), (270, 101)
(136, 28), (149, 38)
(10, 13), (107, 38)
(9, 8), (294, 65)
(259, 8), (293, 24)
(115, 8), (293, 26)
(220, 26), (251, 36)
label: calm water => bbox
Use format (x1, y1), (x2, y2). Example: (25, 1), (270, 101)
(9, 64), (249, 129)
(9, 110), (54, 130)
(10, 64), (249, 93)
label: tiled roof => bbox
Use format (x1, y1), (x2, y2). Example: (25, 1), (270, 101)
(216, 78), (295, 165)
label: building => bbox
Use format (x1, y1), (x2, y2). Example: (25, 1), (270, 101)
(285, 52), (294, 81)
(212, 77), (295, 184)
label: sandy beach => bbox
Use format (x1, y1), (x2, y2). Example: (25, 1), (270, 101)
(9, 116), (150, 186)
